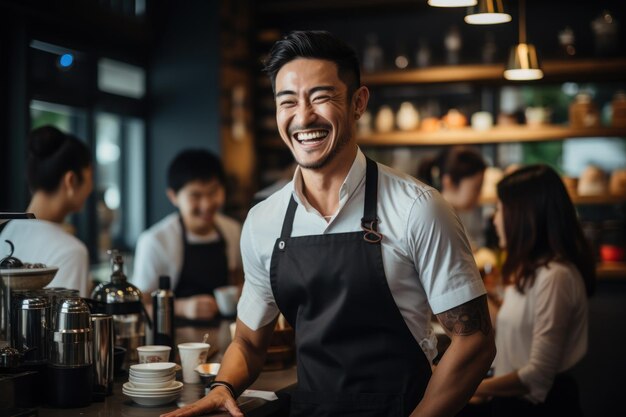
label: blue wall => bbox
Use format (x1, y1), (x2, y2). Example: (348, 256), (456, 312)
(148, 0), (221, 225)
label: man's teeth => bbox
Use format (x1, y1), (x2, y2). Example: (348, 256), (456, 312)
(295, 131), (328, 141)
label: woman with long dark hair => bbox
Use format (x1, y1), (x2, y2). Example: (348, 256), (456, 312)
(472, 164), (594, 416)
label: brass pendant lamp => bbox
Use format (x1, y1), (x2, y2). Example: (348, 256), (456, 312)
(504, 0), (543, 80)
(465, 0), (512, 25)
(428, 0), (477, 8)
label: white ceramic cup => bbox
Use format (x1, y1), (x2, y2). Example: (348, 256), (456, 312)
(213, 285), (239, 317)
(471, 111), (494, 131)
(178, 342), (210, 384)
(137, 345), (172, 364)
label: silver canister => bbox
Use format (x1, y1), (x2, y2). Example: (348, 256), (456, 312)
(47, 298), (94, 407)
(50, 298), (93, 366)
(11, 294), (49, 363)
(91, 314), (114, 398)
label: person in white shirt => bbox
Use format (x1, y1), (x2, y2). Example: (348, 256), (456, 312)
(471, 164), (595, 417)
(0, 126), (93, 297)
(164, 30), (495, 417)
(133, 149), (242, 321)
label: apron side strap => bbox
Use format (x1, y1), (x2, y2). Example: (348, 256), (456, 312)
(362, 157), (382, 243)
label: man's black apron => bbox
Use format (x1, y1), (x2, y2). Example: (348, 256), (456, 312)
(270, 158), (432, 417)
(174, 216), (228, 298)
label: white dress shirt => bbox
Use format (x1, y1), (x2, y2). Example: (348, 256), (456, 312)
(132, 212), (242, 294)
(237, 149), (485, 362)
(494, 261), (588, 403)
(0, 219), (91, 297)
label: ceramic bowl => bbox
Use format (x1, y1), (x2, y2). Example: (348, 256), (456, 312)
(195, 363), (220, 385)
(0, 266), (58, 290)
(129, 377), (175, 389)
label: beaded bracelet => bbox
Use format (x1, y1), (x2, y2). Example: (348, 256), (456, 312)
(209, 381), (237, 399)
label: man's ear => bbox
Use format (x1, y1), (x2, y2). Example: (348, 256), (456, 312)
(353, 86), (370, 120)
(166, 188), (178, 207)
(441, 174), (455, 191)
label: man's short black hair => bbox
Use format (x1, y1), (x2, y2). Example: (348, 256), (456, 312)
(263, 30), (361, 96)
(167, 149), (226, 193)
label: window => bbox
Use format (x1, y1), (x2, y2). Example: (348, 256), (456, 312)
(95, 113), (146, 261)
(98, 58), (146, 99)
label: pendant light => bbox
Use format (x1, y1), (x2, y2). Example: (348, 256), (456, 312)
(504, 0), (543, 80)
(465, 0), (512, 25)
(428, 0), (477, 7)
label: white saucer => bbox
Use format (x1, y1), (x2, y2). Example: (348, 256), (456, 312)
(123, 380), (183, 394)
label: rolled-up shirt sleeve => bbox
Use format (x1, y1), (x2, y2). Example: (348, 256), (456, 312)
(132, 233), (163, 294)
(407, 191), (485, 314)
(237, 216), (280, 330)
(517, 270), (573, 403)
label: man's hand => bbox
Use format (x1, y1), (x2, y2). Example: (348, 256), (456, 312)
(175, 295), (219, 320)
(160, 386), (242, 417)
(161, 318), (278, 417)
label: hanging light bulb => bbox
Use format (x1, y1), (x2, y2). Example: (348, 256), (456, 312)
(428, 0), (477, 7)
(465, 0), (511, 25)
(504, 0), (543, 80)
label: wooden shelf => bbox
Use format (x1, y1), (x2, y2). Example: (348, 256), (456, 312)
(480, 194), (626, 206)
(258, 0), (426, 15)
(361, 58), (626, 86)
(597, 263), (626, 279)
(358, 126), (626, 147)
(570, 195), (626, 205)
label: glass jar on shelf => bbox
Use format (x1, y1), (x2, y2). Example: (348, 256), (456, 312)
(569, 92), (600, 128)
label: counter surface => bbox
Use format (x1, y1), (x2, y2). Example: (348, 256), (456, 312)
(37, 321), (297, 417)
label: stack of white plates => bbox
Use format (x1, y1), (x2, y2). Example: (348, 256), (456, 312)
(123, 362), (183, 406)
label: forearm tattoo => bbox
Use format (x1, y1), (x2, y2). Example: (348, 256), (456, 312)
(436, 295), (492, 336)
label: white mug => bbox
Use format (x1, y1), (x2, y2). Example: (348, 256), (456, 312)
(213, 285), (239, 317)
(137, 345), (171, 364)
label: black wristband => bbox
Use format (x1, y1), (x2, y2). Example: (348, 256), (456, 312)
(209, 381), (237, 399)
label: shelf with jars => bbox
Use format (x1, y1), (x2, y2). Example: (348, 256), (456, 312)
(361, 58), (626, 86)
(596, 262), (626, 280)
(358, 125), (626, 147)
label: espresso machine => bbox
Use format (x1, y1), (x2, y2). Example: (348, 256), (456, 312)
(1, 213), (102, 410)
(91, 250), (148, 369)
(0, 214), (59, 410)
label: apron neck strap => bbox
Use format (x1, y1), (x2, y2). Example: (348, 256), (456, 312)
(280, 197), (299, 239)
(362, 157), (378, 227)
(179, 214), (223, 244)
(280, 157), (379, 240)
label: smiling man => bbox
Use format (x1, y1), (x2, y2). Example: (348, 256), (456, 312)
(133, 149), (242, 321)
(162, 31), (495, 417)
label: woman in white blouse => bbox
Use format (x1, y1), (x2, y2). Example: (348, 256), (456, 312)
(472, 164), (595, 416)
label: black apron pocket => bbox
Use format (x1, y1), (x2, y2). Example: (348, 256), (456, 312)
(290, 390), (404, 417)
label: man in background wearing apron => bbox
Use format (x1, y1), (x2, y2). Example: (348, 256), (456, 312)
(163, 31), (495, 417)
(134, 149), (243, 320)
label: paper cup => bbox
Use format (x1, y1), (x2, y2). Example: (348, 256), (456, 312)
(178, 342), (210, 384)
(137, 345), (172, 364)
(213, 285), (239, 317)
